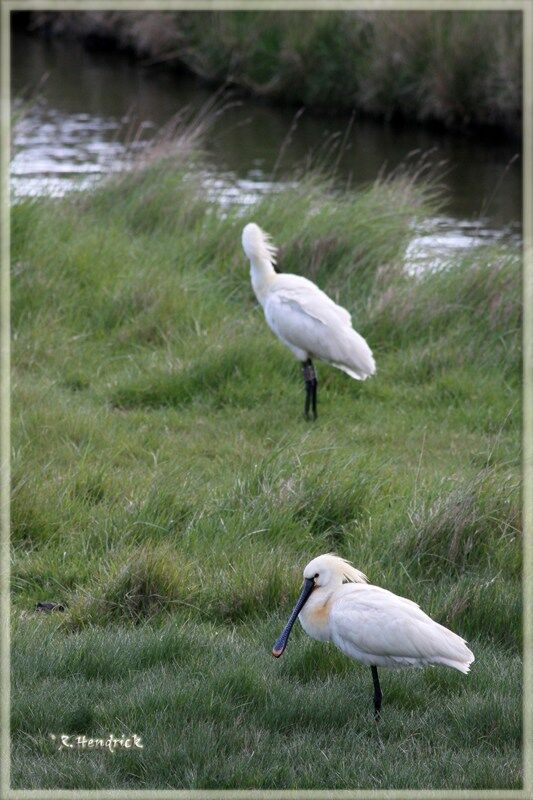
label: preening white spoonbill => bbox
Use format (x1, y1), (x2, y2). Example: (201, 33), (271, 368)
(272, 554), (474, 719)
(242, 223), (376, 419)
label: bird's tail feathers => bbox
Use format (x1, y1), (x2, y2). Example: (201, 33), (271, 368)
(432, 626), (475, 674)
(332, 330), (376, 380)
(242, 223), (277, 267)
(334, 360), (376, 381)
(435, 653), (475, 674)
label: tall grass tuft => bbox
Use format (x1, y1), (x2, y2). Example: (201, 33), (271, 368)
(398, 469), (521, 576)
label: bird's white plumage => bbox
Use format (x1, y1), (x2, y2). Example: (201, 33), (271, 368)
(298, 554), (474, 673)
(242, 223), (376, 380)
(329, 584), (473, 671)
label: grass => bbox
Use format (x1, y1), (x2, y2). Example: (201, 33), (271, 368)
(27, 10), (522, 135)
(10, 144), (522, 789)
(11, 621), (521, 790)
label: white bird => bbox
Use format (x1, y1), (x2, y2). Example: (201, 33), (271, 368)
(242, 223), (376, 419)
(272, 554), (474, 719)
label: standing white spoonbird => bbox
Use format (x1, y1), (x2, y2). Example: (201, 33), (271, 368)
(242, 223), (376, 419)
(272, 554), (474, 719)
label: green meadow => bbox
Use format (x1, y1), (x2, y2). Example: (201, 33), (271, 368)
(10, 144), (522, 789)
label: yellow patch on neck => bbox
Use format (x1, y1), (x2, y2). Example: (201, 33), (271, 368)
(308, 597), (332, 626)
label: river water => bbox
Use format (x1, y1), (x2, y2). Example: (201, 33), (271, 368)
(11, 31), (522, 269)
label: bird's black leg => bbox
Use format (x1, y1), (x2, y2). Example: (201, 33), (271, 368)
(302, 359), (318, 420)
(371, 665), (382, 721)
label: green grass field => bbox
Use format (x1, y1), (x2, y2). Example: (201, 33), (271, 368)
(10, 148), (522, 789)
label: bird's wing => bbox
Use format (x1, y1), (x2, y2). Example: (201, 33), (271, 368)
(264, 289), (336, 362)
(264, 283), (375, 378)
(271, 277), (353, 327)
(329, 585), (470, 663)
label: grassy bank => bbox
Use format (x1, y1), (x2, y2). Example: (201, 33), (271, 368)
(11, 147), (522, 788)
(27, 10), (522, 135)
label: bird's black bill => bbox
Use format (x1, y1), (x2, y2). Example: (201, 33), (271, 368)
(272, 577), (314, 657)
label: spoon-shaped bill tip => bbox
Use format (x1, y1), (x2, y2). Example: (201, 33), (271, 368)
(271, 577), (314, 659)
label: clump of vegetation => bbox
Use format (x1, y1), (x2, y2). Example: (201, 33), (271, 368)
(28, 9), (522, 134)
(10, 137), (521, 788)
(398, 468), (521, 575)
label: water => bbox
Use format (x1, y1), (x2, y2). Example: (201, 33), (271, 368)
(11, 31), (522, 269)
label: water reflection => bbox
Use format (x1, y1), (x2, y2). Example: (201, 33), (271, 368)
(405, 217), (520, 275)
(12, 102), (146, 196)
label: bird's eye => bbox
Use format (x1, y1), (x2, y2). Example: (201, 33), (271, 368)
(314, 572), (319, 579)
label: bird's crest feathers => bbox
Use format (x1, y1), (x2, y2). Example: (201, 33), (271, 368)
(242, 223), (278, 267)
(304, 553), (368, 584)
